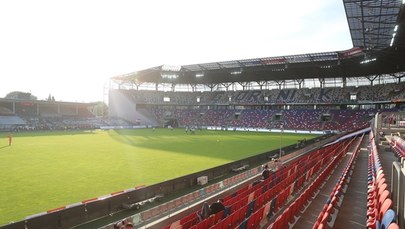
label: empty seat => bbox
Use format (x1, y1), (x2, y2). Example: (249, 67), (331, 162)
(380, 209), (396, 229)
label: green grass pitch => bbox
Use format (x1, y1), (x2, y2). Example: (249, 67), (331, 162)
(0, 128), (318, 225)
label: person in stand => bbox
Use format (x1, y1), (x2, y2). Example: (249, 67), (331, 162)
(197, 202), (210, 221)
(8, 133), (12, 146)
(262, 164), (270, 180)
(197, 199), (225, 221)
(209, 198), (225, 215)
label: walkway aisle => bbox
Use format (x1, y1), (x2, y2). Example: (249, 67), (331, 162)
(333, 139), (369, 229)
(293, 142), (355, 229)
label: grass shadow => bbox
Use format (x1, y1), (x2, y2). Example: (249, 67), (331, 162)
(107, 128), (317, 161)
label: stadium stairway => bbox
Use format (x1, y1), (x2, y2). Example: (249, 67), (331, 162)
(288, 140), (358, 229)
(291, 135), (365, 228)
(332, 137), (369, 228)
(294, 132), (400, 229)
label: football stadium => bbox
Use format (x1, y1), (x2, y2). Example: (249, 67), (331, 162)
(1, 0), (405, 229)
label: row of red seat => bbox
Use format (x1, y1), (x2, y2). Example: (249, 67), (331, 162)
(220, 142), (349, 229)
(367, 132), (399, 229)
(237, 140), (354, 228)
(269, 134), (358, 228)
(313, 133), (364, 228)
(165, 139), (349, 229)
(138, 168), (252, 226)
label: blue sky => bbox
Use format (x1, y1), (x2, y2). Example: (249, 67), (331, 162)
(0, 0), (352, 102)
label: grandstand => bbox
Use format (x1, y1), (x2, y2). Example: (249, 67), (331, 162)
(0, 98), (137, 132)
(2, 0), (405, 229)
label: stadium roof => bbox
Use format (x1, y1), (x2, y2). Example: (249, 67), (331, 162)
(344, 0), (402, 50)
(112, 0), (405, 85)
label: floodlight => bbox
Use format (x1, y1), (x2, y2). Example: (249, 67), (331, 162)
(360, 58), (377, 64)
(195, 73), (204, 78)
(161, 73), (179, 79)
(230, 68), (243, 75)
